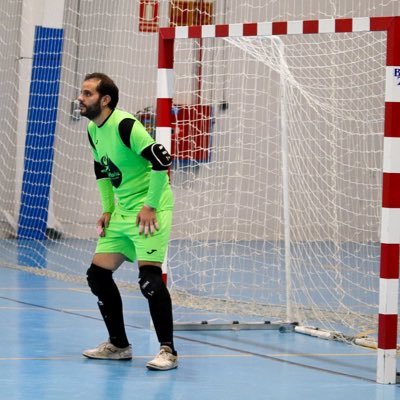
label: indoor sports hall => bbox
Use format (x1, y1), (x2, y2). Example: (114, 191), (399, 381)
(1, 1), (400, 399)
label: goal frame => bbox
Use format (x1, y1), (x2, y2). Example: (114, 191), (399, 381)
(156, 16), (400, 384)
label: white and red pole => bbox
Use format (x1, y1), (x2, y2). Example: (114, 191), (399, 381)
(378, 16), (400, 385)
(156, 28), (174, 284)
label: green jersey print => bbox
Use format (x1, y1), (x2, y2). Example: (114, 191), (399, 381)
(101, 154), (122, 188)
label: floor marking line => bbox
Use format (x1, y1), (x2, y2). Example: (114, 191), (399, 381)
(0, 295), (377, 383)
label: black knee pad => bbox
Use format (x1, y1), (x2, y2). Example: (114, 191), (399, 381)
(86, 263), (113, 298)
(138, 265), (167, 299)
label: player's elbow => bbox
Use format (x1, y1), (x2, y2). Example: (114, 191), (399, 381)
(141, 143), (172, 171)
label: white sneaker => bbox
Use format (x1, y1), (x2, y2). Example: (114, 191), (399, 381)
(83, 341), (132, 360)
(146, 345), (178, 370)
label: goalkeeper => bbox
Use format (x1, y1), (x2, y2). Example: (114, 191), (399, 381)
(77, 72), (177, 371)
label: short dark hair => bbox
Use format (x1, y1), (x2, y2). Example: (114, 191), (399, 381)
(84, 72), (119, 109)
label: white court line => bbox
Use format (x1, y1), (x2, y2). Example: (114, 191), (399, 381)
(0, 352), (375, 362)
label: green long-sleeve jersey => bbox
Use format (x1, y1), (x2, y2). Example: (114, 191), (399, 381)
(87, 109), (173, 214)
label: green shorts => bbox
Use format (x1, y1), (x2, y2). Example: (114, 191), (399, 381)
(95, 209), (172, 263)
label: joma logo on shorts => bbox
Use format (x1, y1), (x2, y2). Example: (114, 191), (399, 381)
(146, 249), (157, 254)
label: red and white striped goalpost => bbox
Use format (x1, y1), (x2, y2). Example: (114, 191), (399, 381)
(156, 16), (400, 384)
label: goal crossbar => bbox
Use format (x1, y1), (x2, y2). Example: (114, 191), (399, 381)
(156, 16), (400, 384)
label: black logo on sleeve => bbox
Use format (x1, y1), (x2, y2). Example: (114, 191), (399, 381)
(146, 249), (157, 255)
(101, 155), (122, 188)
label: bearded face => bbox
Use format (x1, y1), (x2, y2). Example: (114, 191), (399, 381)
(79, 96), (102, 120)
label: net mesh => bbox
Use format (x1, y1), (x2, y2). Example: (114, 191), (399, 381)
(0, 0), (400, 339)
(168, 31), (386, 336)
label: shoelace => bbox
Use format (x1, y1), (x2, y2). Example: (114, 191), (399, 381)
(158, 350), (173, 360)
(98, 342), (117, 353)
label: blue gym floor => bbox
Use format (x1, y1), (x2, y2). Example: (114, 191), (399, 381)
(1, 266), (400, 400)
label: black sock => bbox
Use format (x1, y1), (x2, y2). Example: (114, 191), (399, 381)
(97, 296), (130, 348)
(148, 294), (175, 353)
(88, 265), (130, 348)
(138, 265), (176, 354)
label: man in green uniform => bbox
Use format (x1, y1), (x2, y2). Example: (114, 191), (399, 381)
(77, 72), (177, 370)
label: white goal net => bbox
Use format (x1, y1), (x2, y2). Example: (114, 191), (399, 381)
(167, 29), (387, 337)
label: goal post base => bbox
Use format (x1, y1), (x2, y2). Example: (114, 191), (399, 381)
(173, 321), (298, 331)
